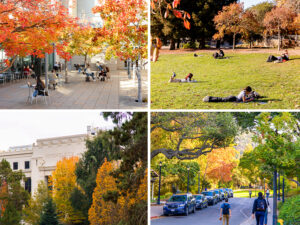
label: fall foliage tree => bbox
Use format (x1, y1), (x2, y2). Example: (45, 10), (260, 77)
(0, 0), (77, 73)
(263, 6), (297, 50)
(240, 10), (261, 48)
(213, 2), (244, 50)
(51, 156), (85, 224)
(88, 159), (119, 225)
(22, 181), (49, 225)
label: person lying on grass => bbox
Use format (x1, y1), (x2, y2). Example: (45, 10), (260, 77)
(267, 50), (289, 63)
(169, 72), (197, 83)
(203, 86), (261, 103)
(213, 48), (225, 59)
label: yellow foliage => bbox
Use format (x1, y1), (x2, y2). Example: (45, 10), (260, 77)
(51, 156), (85, 224)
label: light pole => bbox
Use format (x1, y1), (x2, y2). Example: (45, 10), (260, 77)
(263, 178), (266, 196)
(187, 166), (190, 193)
(198, 171), (200, 194)
(278, 173), (281, 201)
(157, 162), (162, 205)
(282, 177), (285, 203)
(273, 170), (278, 225)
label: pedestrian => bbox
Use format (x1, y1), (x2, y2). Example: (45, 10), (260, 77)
(266, 188), (270, 202)
(58, 62), (62, 72)
(249, 190), (252, 198)
(252, 192), (267, 225)
(220, 198), (231, 225)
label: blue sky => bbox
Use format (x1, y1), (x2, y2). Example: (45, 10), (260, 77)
(0, 110), (114, 150)
(241, 0), (273, 9)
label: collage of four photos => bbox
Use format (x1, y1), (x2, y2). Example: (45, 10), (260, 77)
(0, 0), (299, 225)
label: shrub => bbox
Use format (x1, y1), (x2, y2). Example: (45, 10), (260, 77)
(278, 194), (300, 224)
(182, 42), (197, 49)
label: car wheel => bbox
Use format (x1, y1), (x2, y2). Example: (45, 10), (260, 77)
(185, 207), (189, 216)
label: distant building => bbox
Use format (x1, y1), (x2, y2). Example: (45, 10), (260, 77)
(0, 126), (100, 195)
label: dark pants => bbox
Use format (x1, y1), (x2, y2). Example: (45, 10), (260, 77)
(208, 96), (238, 102)
(255, 211), (265, 225)
(267, 55), (278, 62)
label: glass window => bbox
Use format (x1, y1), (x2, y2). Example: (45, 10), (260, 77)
(25, 177), (31, 193)
(13, 162), (18, 170)
(25, 161), (30, 169)
(168, 195), (187, 202)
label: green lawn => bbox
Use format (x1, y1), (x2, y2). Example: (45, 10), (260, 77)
(233, 189), (273, 198)
(151, 52), (300, 109)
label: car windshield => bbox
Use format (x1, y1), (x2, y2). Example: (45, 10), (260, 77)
(168, 195), (187, 202)
(202, 192), (213, 196)
(195, 196), (202, 200)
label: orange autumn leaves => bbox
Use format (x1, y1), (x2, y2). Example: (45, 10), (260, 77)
(0, 0), (77, 59)
(206, 147), (238, 183)
(89, 159), (147, 225)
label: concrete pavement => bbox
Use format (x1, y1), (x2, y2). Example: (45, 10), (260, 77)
(151, 198), (273, 225)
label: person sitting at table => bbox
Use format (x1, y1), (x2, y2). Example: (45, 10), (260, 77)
(33, 75), (48, 97)
(85, 64), (95, 81)
(48, 70), (58, 90)
(23, 66), (30, 78)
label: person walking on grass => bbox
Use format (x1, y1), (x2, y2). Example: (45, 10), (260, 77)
(220, 198), (231, 225)
(252, 192), (268, 225)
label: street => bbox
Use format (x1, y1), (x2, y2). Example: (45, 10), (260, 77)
(151, 198), (273, 225)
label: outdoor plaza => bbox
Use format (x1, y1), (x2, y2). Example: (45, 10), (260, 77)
(0, 69), (147, 109)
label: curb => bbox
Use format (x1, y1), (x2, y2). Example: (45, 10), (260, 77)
(151, 216), (164, 220)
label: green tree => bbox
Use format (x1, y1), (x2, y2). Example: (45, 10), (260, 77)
(39, 198), (59, 225)
(0, 159), (29, 225)
(23, 181), (49, 225)
(151, 112), (238, 159)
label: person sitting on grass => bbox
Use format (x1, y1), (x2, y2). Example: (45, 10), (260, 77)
(203, 86), (261, 103)
(267, 50), (289, 63)
(213, 48), (225, 59)
(169, 72), (197, 83)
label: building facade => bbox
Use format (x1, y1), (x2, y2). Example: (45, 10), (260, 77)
(0, 127), (98, 195)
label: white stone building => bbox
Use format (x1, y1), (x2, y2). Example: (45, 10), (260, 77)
(0, 127), (99, 195)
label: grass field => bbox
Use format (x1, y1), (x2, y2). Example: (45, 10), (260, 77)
(151, 52), (300, 109)
(233, 189), (273, 198)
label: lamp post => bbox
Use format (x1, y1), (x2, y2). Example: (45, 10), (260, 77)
(198, 171), (200, 194)
(282, 177), (285, 203)
(187, 166), (190, 193)
(278, 173), (281, 201)
(273, 170), (278, 225)
(157, 162), (162, 205)
(263, 178), (266, 196)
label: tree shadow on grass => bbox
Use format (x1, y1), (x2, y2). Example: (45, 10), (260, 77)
(289, 58), (300, 61)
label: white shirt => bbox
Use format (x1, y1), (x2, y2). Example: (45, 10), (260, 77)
(237, 90), (246, 101)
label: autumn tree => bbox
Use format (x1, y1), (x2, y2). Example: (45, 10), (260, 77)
(88, 159), (119, 225)
(213, 2), (244, 49)
(264, 6), (297, 50)
(151, 112), (238, 160)
(93, 0), (147, 102)
(0, 0), (76, 73)
(51, 156), (85, 224)
(0, 159), (29, 225)
(240, 10), (261, 48)
(22, 181), (49, 225)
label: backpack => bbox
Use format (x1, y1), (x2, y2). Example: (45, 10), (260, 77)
(222, 203), (230, 215)
(256, 199), (265, 211)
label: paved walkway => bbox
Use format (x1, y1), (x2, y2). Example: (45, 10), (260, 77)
(0, 70), (147, 109)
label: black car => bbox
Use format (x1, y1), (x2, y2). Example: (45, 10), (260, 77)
(202, 191), (217, 205)
(163, 193), (196, 216)
(193, 194), (208, 209)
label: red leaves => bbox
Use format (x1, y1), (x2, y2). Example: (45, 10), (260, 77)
(173, 10), (182, 18)
(184, 19), (191, 30)
(172, 0), (180, 8)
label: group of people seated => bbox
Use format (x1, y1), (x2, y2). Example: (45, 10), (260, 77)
(203, 86), (261, 103)
(213, 49), (225, 59)
(77, 62), (110, 82)
(267, 50), (289, 63)
(169, 72), (197, 83)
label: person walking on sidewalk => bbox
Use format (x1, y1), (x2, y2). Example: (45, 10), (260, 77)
(249, 190), (252, 198)
(266, 188), (270, 202)
(252, 192), (268, 225)
(220, 198), (231, 225)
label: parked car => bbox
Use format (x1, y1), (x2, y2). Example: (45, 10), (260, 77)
(216, 189), (227, 200)
(202, 191), (217, 205)
(224, 188), (234, 198)
(193, 194), (208, 210)
(212, 190), (221, 202)
(163, 193), (196, 216)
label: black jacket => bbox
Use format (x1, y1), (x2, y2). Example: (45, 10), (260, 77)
(252, 197), (267, 213)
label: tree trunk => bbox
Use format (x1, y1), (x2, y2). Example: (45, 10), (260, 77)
(176, 40), (180, 49)
(65, 59), (68, 83)
(249, 41), (252, 49)
(136, 57), (142, 102)
(216, 40), (221, 49)
(127, 58), (131, 79)
(170, 39), (175, 50)
(233, 33), (236, 50)
(278, 26), (281, 51)
(84, 54), (87, 66)
(199, 38), (205, 49)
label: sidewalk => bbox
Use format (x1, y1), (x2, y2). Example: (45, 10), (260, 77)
(151, 203), (165, 219)
(0, 70), (147, 109)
